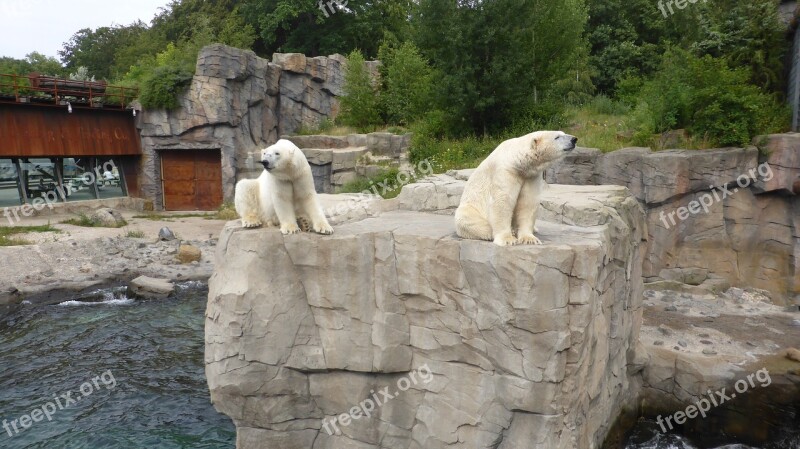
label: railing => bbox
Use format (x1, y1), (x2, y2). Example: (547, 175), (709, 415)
(0, 73), (138, 109)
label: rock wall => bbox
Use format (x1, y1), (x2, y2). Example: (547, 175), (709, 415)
(286, 133), (412, 193)
(135, 45), (374, 206)
(545, 135), (800, 305)
(205, 180), (648, 449)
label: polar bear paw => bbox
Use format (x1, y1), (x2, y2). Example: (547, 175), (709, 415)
(241, 215), (263, 228)
(516, 233), (543, 245)
(493, 232), (517, 246)
(280, 222), (301, 235)
(313, 221), (334, 235)
(296, 216), (312, 232)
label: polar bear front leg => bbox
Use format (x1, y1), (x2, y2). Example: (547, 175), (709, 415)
(489, 176), (522, 246)
(295, 173), (333, 235)
(514, 176), (543, 245)
(272, 180), (300, 234)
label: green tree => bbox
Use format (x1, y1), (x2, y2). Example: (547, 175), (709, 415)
(338, 50), (381, 129)
(239, 0), (413, 57)
(59, 23), (154, 80)
(691, 0), (787, 94)
(414, 0), (591, 135)
(378, 41), (434, 125)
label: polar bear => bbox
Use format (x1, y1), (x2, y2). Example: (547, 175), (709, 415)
(234, 139), (333, 235)
(454, 131), (577, 246)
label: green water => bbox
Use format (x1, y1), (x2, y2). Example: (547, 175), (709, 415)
(0, 282), (235, 449)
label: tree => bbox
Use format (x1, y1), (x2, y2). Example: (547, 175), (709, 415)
(691, 0), (787, 95)
(239, 0), (413, 57)
(414, 0), (591, 135)
(584, 0), (686, 94)
(338, 50), (381, 129)
(378, 41), (434, 125)
(59, 23), (153, 80)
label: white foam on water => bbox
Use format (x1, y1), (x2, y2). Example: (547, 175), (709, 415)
(58, 292), (135, 307)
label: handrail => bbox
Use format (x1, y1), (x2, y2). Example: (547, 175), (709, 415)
(0, 73), (139, 109)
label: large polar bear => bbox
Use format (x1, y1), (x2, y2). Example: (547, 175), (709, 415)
(454, 131), (577, 246)
(234, 139), (333, 235)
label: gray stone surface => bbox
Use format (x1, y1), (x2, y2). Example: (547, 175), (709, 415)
(90, 208), (126, 227)
(544, 140), (800, 304)
(127, 275), (174, 299)
(137, 45), (377, 206)
(290, 133), (413, 193)
(205, 184), (646, 449)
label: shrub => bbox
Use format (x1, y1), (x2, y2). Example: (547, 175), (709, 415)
(632, 49), (788, 146)
(139, 65), (194, 109)
(338, 50), (381, 131)
(378, 42), (435, 126)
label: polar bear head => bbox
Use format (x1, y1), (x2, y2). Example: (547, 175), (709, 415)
(260, 139), (299, 173)
(514, 130), (577, 173)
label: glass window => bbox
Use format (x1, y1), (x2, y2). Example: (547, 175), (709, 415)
(96, 157), (125, 200)
(0, 158), (21, 208)
(64, 157), (96, 202)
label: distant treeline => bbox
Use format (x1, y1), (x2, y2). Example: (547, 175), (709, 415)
(0, 0), (791, 146)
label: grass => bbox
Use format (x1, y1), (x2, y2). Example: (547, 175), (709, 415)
(132, 212), (211, 221)
(562, 97), (717, 152)
(62, 213), (128, 228)
(0, 224), (60, 246)
(294, 118), (409, 137)
(132, 202), (238, 221)
(125, 230), (146, 238)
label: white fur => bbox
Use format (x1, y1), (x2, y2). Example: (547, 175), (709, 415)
(234, 139), (333, 235)
(454, 130), (577, 246)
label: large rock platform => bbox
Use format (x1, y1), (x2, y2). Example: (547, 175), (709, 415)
(205, 184), (647, 449)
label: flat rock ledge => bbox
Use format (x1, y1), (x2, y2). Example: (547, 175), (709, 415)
(205, 184), (647, 449)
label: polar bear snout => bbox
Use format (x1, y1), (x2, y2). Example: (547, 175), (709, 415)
(556, 134), (578, 152)
(261, 160), (274, 171)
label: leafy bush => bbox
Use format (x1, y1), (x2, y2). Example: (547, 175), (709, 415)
(632, 49), (788, 146)
(409, 134), (501, 173)
(139, 65), (194, 109)
(378, 42), (435, 126)
(338, 50), (381, 131)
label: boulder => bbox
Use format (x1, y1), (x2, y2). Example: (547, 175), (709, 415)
(127, 276), (174, 299)
(90, 208), (126, 227)
(176, 244), (202, 263)
(754, 133), (800, 194)
(158, 227), (176, 241)
(205, 183), (647, 449)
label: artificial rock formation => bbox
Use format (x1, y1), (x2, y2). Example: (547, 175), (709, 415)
(545, 138), (800, 305)
(136, 45), (375, 205)
(287, 133), (413, 193)
(205, 182), (648, 449)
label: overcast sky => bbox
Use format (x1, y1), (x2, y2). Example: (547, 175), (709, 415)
(0, 0), (172, 60)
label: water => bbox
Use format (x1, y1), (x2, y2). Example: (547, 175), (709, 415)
(0, 282), (235, 449)
(622, 418), (800, 449)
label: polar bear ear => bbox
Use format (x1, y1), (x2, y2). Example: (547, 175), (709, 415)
(530, 135), (541, 149)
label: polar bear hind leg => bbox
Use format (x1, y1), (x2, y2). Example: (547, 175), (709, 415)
(455, 205), (494, 242)
(234, 179), (263, 228)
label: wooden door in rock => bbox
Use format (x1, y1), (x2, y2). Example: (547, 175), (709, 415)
(161, 150), (223, 210)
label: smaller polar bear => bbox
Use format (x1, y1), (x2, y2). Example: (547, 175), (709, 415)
(235, 139), (333, 235)
(455, 131), (577, 246)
